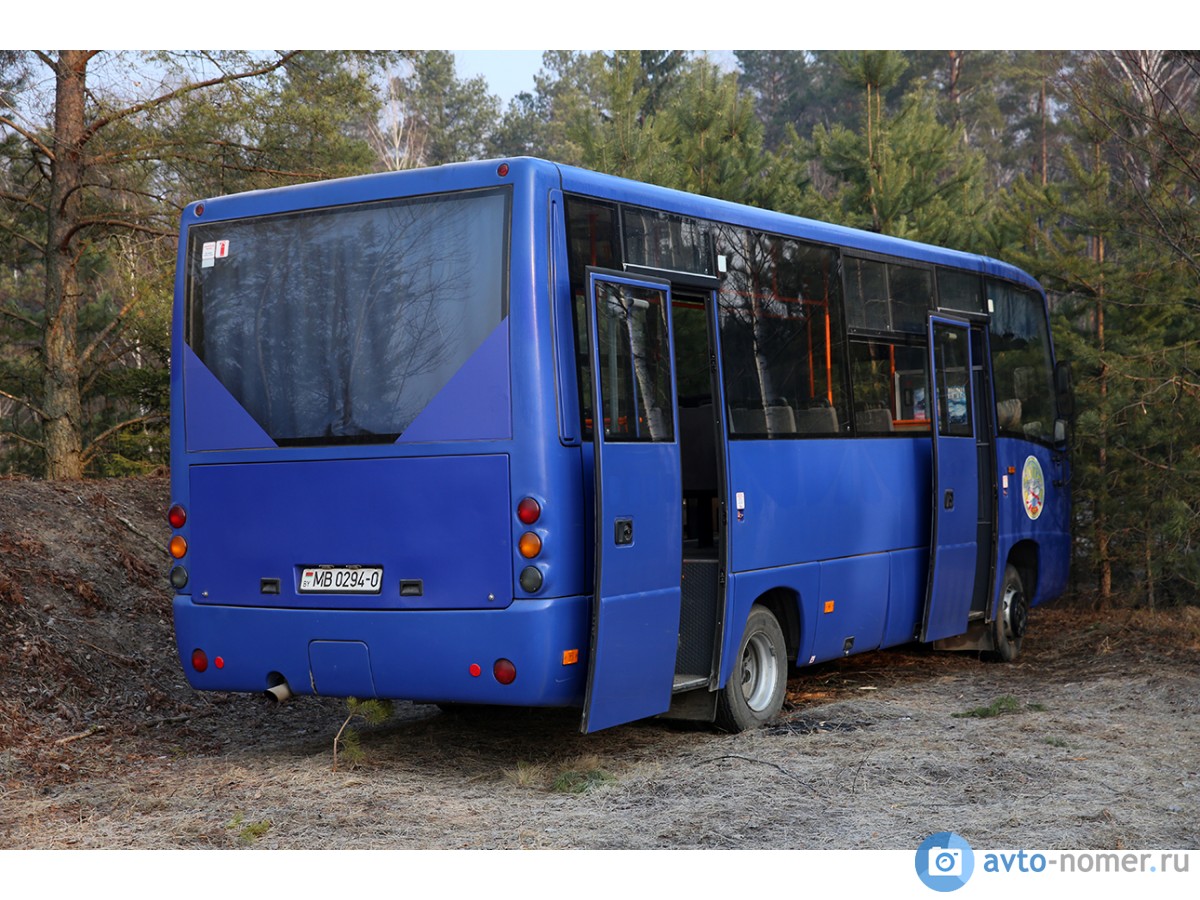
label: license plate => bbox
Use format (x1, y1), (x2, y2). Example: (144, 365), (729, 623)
(299, 566), (383, 594)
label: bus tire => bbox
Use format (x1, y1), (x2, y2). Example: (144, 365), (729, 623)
(716, 604), (787, 732)
(989, 563), (1027, 662)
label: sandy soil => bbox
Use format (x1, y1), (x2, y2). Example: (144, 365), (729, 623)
(1, 476), (1198, 851)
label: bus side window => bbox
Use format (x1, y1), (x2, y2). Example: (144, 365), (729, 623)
(988, 280), (1056, 443)
(849, 340), (930, 435)
(716, 225), (848, 438)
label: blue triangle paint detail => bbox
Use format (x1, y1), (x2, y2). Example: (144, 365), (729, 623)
(183, 345), (276, 452)
(397, 318), (511, 443)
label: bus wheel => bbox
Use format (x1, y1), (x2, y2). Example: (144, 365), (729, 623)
(716, 605), (787, 732)
(989, 564), (1027, 662)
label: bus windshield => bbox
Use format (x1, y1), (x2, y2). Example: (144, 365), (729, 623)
(185, 186), (510, 445)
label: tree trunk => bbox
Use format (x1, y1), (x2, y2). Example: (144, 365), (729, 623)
(41, 51), (92, 480)
(1094, 229), (1111, 606)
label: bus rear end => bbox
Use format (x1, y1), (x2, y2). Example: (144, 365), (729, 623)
(168, 161), (588, 709)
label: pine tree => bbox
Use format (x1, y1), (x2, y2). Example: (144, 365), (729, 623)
(808, 52), (987, 248)
(997, 52), (1200, 605)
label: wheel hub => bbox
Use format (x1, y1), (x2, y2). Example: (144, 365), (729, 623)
(741, 633), (778, 712)
(1002, 586), (1028, 641)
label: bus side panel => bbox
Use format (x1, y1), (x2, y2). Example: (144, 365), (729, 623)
(810, 555), (889, 662)
(882, 547), (928, 648)
(725, 439), (932, 571)
(993, 437), (1071, 606)
(723, 564), (821, 686)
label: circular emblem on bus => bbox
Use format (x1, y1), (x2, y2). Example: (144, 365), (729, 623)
(1022, 455), (1045, 521)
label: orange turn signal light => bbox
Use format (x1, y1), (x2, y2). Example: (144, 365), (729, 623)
(169, 535), (188, 559)
(518, 532), (542, 559)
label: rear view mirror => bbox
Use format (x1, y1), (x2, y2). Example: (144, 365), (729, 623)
(1054, 361), (1075, 419)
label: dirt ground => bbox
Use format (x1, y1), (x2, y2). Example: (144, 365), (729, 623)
(1, 475), (1198, 851)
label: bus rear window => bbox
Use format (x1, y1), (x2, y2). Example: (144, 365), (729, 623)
(186, 187), (510, 445)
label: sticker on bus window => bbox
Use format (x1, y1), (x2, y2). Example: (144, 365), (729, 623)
(201, 240), (229, 268)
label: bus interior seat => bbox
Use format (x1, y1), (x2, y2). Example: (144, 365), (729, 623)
(765, 404), (796, 435)
(796, 405), (839, 435)
(731, 407), (767, 435)
(857, 408), (894, 433)
(996, 398), (1022, 430)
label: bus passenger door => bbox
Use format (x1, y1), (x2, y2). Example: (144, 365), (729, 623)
(921, 315), (980, 642)
(581, 271), (683, 733)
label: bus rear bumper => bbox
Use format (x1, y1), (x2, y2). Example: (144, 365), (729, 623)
(172, 595), (590, 708)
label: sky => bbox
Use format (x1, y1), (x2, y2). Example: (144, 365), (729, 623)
(453, 50), (546, 105)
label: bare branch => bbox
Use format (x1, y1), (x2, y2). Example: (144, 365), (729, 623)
(0, 389), (47, 421)
(0, 219), (46, 255)
(0, 113), (55, 160)
(80, 294), (141, 367)
(0, 188), (47, 214)
(61, 217), (176, 245)
(81, 412), (167, 464)
(0, 430), (45, 450)
(81, 51), (302, 146)
(0, 304), (40, 328)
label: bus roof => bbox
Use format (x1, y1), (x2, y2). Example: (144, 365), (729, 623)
(182, 156), (1043, 295)
(547, 159), (1043, 295)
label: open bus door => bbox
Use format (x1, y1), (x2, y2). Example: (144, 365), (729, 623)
(581, 271), (683, 733)
(921, 315), (981, 642)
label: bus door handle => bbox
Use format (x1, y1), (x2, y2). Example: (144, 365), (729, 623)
(944, 489), (955, 510)
(614, 517), (634, 545)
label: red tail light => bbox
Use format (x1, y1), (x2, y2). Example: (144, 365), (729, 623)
(168, 504), (187, 529)
(493, 658), (517, 685)
(191, 649), (208, 673)
(517, 497), (541, 525)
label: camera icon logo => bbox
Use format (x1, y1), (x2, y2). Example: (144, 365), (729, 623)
(915, 832), (975, 891)
(929, 846), (963, 877)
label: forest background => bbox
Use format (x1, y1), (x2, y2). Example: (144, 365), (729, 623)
(1, 49), (1197, 609)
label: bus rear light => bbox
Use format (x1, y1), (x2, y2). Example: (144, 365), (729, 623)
(168, 504), (187, 529)
(469, 663), (482, 677)
(169, 566), (189, 590)
(191, 649), (208, 673)
(493, 658), (517, 685)
(518, 532), (542, 558)
(517, 497), (541, 525)
(169, 536), (188, 559)
(519, 566), (543, 593)
(497, 163), (509, 177)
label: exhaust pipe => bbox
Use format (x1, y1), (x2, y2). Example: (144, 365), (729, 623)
(265, 677), (293, 703)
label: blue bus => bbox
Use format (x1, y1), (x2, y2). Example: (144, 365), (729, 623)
(168, 157), (1073, 733)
